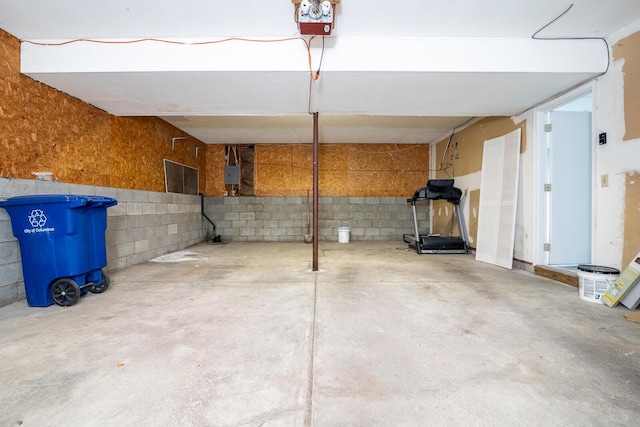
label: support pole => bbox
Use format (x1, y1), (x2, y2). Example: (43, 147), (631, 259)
(312, 112), (319, 271)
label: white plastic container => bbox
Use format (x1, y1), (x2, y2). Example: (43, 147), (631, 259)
(32, 171), (53, 181)
(338, 224), (350, 243)
(577, 264), (620, 304)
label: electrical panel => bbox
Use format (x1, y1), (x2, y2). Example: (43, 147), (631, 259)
(224, 165), (239, 185)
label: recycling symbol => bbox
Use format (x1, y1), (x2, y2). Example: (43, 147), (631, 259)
(28, 209), (48, 228)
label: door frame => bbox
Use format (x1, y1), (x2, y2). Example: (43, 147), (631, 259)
(534, 82), (597, 266)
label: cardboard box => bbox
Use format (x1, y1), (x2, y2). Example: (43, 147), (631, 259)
(602, 252), (640, 307)
(620, 272), (640, 310)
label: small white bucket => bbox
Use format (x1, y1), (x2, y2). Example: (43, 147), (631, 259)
(338, 225), (350, 243)
(577, 265), (620, 304)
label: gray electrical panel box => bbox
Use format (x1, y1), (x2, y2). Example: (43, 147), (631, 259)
(224, 165), (240, 185)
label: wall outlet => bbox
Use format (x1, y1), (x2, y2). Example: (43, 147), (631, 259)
(601, 174), (609, 187)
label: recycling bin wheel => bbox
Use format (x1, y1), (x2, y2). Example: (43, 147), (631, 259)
(51, 278), (81, 306)
(89, 272), (110, 294)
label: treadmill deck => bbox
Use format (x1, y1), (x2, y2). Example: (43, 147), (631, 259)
(403, 234), (468, 254)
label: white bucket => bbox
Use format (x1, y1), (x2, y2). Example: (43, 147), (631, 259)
(338, 225), (350, 243)
(577, 265), (620, 304)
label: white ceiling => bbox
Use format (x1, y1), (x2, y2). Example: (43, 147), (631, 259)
(2, 0), (640, 145)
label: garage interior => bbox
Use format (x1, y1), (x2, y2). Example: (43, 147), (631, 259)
(1, 1), (640, 425)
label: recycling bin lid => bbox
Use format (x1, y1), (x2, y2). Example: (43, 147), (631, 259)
(84, 195), (118, 207)
(0, 194), (117, 208)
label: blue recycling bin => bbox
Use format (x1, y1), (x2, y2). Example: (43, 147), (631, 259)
(0, 194), (117, 307)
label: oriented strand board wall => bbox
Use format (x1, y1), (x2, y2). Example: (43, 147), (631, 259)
(0, 29), (206, 193)
(110, 117), (206, 193)
(434, 117), (526, 178)
(623, 172), (640, 266)
(613, 31), (640, 141)
(205, 145), (226, 197)
(431, 117), (526, 248)
(1, 30), (111, 182)
(246, 143), (429, 196)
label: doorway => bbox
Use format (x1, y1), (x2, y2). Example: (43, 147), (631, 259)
(536, 87), (595, 269)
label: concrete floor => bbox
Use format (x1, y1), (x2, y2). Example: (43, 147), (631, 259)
(0, 241), (639, 426)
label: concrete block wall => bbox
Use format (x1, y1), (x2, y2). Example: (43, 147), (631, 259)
(204, 196), (429, 242)
(0, 178), (204, 307)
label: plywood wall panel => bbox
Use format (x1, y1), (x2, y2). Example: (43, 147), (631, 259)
(434, 117), (526, 179)
(206, 144), (226, 196)
(319, 171), (349, 196)
(432, 199), (456, 236)
(0, 31), (19, 77)
(1, 31), (113, 184)
(613, 31), (640, 141)
(110, 117), (207, 193)
(318, 145), (349, 196)
(623, 172), (640, 267)
(248, 143), (429, 196)
(255, 145), (308, 195)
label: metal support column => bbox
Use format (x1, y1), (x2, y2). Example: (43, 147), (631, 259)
(312, 112), (319, 271)
(411, 201), (420, 244)
(454, 204), (469, 254)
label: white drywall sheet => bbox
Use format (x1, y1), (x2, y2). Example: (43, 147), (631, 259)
(476, 129), (521, 269)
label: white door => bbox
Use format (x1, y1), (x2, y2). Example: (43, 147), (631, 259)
(476, 129), (521, 269)
(547, 111), (592, 265)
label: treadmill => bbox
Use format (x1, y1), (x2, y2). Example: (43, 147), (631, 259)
(403, 179), (469, 254)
